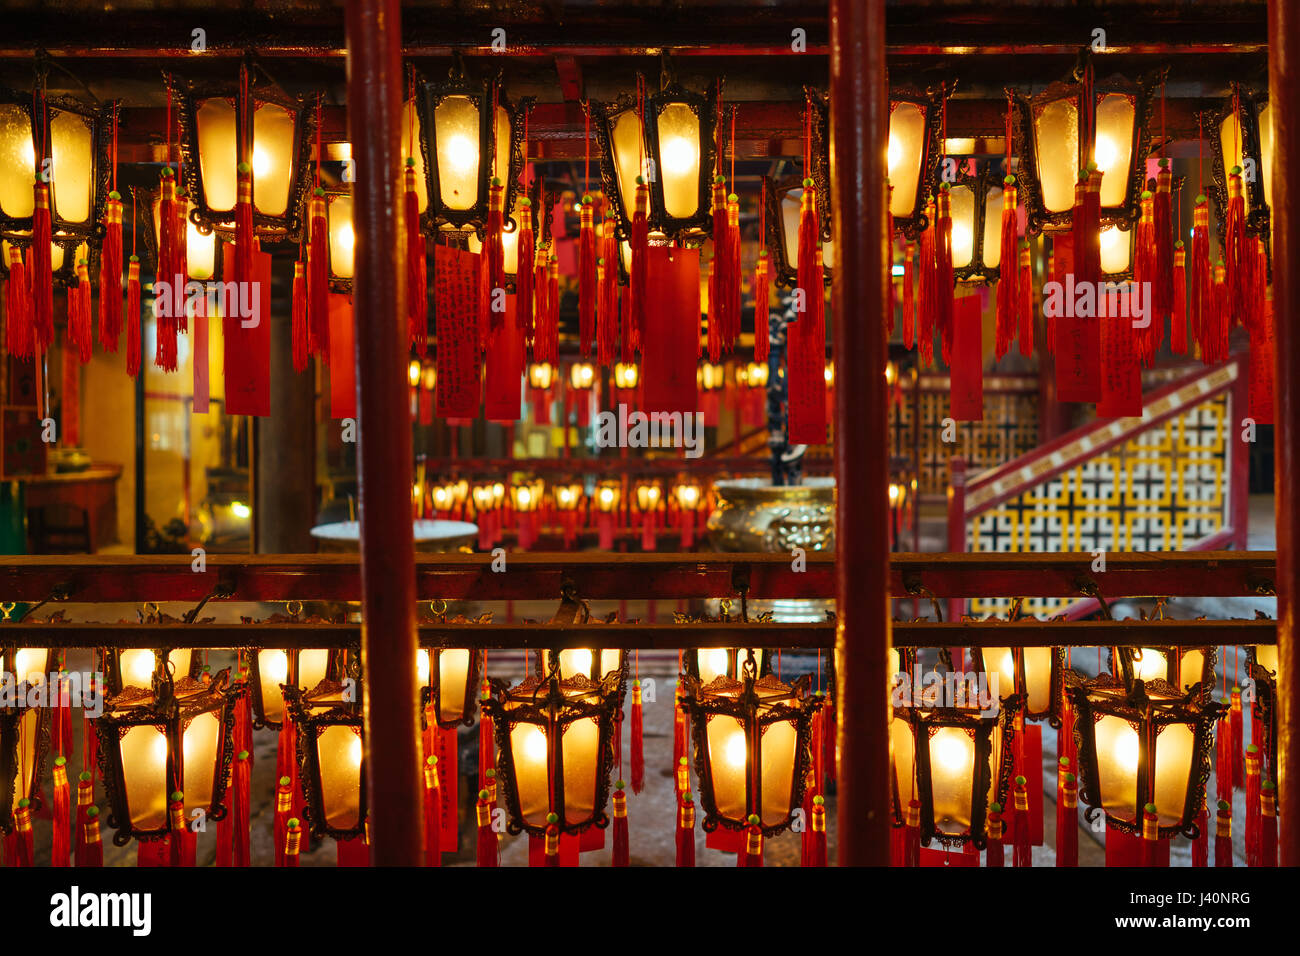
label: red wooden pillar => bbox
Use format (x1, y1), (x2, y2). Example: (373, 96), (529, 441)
(830, 0), (891, 865)
(345, 0), (423, 865)
(1269, 0), (1299, 865)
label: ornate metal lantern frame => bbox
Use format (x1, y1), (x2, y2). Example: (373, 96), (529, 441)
(1069, 672), (1223, 840)
(763, 176), (833, 290)
(247, 644), (340, 732)
(1246, 644), (1277, 782)
(285, 678), (367, 842)
(416, 68), (530, 234)
(971, 643), (1067, 724)
(949, 161), (1003, 284)
(639, 80), (719, 240)
(893, 697), (1020, 849)
(1200, 84), (1272, 260)
(94, 668), (240, 846)
(0, 649), (52, 833)
(888, 84), (948, 241)
(1009, 69), (1163, 235)
(166, 72), (317, 242)
(419, 646), (484, 730)
(483, 670), (621, 838)
(681, 661), (821, 838)
(104, 644), (203, 698)
(0, 88), (112, 285)
(1109, 644), (1218, 704)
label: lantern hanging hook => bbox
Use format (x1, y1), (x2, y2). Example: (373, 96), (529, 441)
(1074, 576), (1113, 620)
(429, 599), (448, 621)
(183, 580), (235, 624)
(287, 600), (303, 620)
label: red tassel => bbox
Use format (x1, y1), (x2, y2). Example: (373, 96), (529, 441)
(805, 796), (828, 866)
(423, 756), (442, 866)
(904, 799), (921, 866)
(995, 177), (1019, 359)
(1224, 167), (1248, 326)
(81, 806), (103, 867)
(673, 691), (687, 791)
(630, 180), (649, 349)
(1248, 236), (1268, 334)
(288, 259), (309, 372)
(1216, 711), (1233, 803)
(75, 774), (94, 866)
(741, 822), (763, 867)
(598, 219), (618, 366)
(1245, 745), (1261, 866)
(1171, 242), (1188, 354)
(74, 259), (93, 363)
(5, 247), (32, 358)
(676, 797), (696, 866)
(173, 192), (189, 332)
(705, 258), (719, 363)
(822, 694), (837, 781)
(1012, 775), (1032, 867)
(1260, 781), (1278, 867)
(337, 834), (371, 867)
(403, 162), (428, 355)
(51, 757), (70, 866)
(283, 819), (302, 867)
(754, 251), (771, 363)
(723, 192), (741, 352)
(476, 791), (498, 867)
(543, 823), (561, 867)
(986, 806), (1005, 867)
(578, 197), (596, 355)
(612, 786), (630, 867)
(484, 178), (506, 333)
(158, 172), (180, 321)
(98, 192), (123, 351)
(935, 186), (954, 365)
(1134, 191), (1159, 366)
(517, 198), (536, 344)
(1140, 804), (1163, 866)
(902, 241), (916, 350)
(1215, 800), (1233, 867)
(1083, 166), (1102, 284)
(1190, 197), (1213, 357)
(1192, 805), (1209, 866)
(167, 793), (191, 866)
(31, 182), (54, 351)
(269, 775), (291, 867)
(308, 188), (330, 358)
(233, 749), (251, 867)
(630, 680), (646, 794)
(1057, 769), (1078, 867)
(1017, 239), (1033, 357)
(1154, 163), (1174, 319)
(1045, 247), (1058, 354)
(1231, 686), (1245, 789)
(125, 258), (142, 376)
(917, 201), (936, 366)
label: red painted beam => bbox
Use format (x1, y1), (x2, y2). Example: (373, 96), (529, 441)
(1268, 0), (1299, 866)
(345, 0), (423, 867)
(830, 0), (892, 867)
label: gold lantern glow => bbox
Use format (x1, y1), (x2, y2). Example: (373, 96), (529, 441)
(483, 669), (621, 837)
(325, 189), (355, 287)
(1204, 84), (1274, 251)
(1010, 70), (1162, 233)
(145, 189), (219, 282)
(527, 362), (556, 390)
(248, 642), (333, 730)
(95, 668), (241, 845)
(0, 89), (109, 285)
(1111, 645), (1217, 704)
(568, 361), (596, 392)
(167, 72), (315, 239)
(681, 655), (821, 835)
(1247, 644), (1278, 783)
(1070, 671), (1223, 840)
(418, 645), (482, 728)
(553, 482), (583, 512)
(949, 162), (1005, 282)
(697, 361), (725, 393)
(972, 644), (1066, 723)
(0, 645), (52, 833)
(613, 362), (639, 391)
(284, 678), (365, 840)
(417, 69), (529, 231)
(107, 644), (199, 697)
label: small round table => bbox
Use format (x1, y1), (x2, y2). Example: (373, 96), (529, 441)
(309, 519), (479, 553)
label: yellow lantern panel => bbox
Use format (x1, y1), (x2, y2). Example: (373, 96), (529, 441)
(1150, 722), (1195, 826)
(258, 649), (290, 724)
(655, 102), (701, 221)
(152, 197), (217, 281)
(1033, 98), (1079, 214)
(318, 724), (363, 830)
(1094, 712), (1139, 821)
(119, 725), (169, 829)
(509, 722), (551, 826)
(706, 715), (748, 821)
(2, 648), (50, 685)
(758, 718), (797, 827)
(434, 95), (481, 212)
(327, 194), (355, 279)
(697, 648), (730, 685)
(298, 650), (330, 690)
(7, 708), (39, 818)
(492, 104), (512, 185)
(49, 241), (89, 276)
(119, 649), (193, 689)
(49, 110), (93, 225)
(887, 102), (926, 217)
(610, 108), (645, 212)
(1220, 104), (1274, 218)
(1099, 225), (1132, 274)
(927, 725), (976, 832)
(251, 102), (295, 217)
(196, 98), (238, 214)
(466, 211), (521, 273)
(1094, 93), (1135, 210)
(181, 711), (221, 812)
(0, 103), (35, 218)
(1255, 644), (1278, 676)
(889, 715), (915, 808)
(1177, 650), (1206, 694)
(987, 647), (1017, 704)
(983, 187), (1004, 268)
(561, 717), (599, 826)
(948, 183), (975, 269)
(438, 648), (472, 723)
(1259, 103), (1274, 214)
